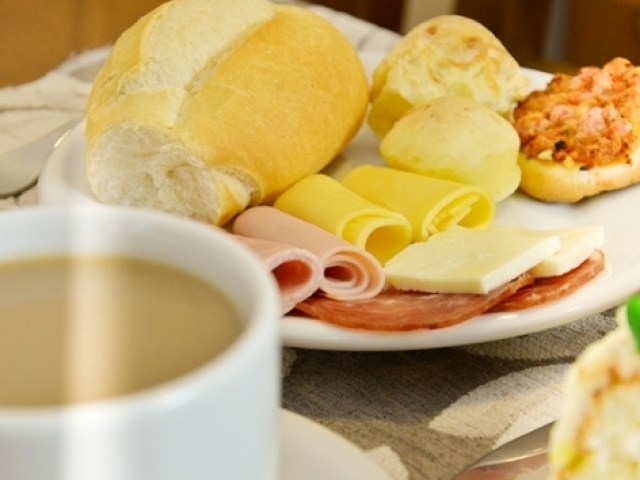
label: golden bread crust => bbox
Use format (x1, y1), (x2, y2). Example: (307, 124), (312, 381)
(85, 0), (369, 225)
(517, 149), (640, 202)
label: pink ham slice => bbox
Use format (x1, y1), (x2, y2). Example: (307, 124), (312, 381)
(233, 235), (322, 314)
(294, 274), (533, 332)
(233, 206), (385, 301)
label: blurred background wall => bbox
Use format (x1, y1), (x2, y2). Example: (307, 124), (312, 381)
(2, 0), (640, 86)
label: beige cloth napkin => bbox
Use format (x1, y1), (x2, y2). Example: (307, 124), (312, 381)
(283, 346), (408, 478)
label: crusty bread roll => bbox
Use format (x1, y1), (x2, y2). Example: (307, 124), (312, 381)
(379, 95), (521, 202)
(514, 57), (640, 203)
(368, 15), (530, 140)
(85, 0), (368, 225)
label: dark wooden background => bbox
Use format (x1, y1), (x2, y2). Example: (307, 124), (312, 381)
(3, 0), (640, 86)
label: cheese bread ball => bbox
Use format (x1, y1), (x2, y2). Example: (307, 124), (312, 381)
(380, 95), (521, 202)
(368, 14), (529, 140)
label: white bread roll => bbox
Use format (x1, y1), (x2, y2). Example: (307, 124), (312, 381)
(368, 15), (529, 140)
(85, 0), (368, 225)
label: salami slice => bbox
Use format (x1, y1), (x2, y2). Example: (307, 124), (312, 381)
(489, 250), (606, 312)
(294, 274), (533, 332)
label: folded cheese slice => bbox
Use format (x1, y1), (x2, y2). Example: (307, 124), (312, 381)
(273, 174), (412, 264)
(341, 165), (495, 241)
(384, 226), (562, 294)
(233, 206), (385, 301)
(232, 235), (322, 314)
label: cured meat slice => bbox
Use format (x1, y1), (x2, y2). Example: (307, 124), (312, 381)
(233, 235), (321, 314)
(294, 274), (533, 332)
(233, 206), (385, 301)
(489, 249), (606, 312)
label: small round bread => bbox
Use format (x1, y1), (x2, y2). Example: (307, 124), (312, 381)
(368, 14), (530, 140)
(514, 57), (640, 202)
(85, 0), (369, 226)
(379, 95), (521, 202)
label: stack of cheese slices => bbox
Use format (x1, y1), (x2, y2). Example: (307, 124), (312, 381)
(384, 225), (604, 297)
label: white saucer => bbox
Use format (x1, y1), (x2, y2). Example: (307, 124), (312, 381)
(280, 409), (392, 479)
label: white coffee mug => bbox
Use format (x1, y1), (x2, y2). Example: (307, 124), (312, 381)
(0, 205), (281, 480)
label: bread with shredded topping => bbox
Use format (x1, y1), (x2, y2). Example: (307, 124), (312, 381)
(514, 58), (640, 202)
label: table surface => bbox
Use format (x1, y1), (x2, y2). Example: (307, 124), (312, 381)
(0, 3), (619, 479)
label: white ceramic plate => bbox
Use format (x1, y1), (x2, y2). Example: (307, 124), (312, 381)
(280, 409), (392, 479)
(37, 55), (640, 351)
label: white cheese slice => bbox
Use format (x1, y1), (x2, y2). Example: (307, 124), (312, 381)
(384, 226), (561, 294)
(529, 225), (604, 277)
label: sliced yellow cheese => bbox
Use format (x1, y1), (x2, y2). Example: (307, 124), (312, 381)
(274, 174), (412, 264)
(341, 165), (495, 242)
(384, 226), (562, 294)
(528, 225), (605, 277)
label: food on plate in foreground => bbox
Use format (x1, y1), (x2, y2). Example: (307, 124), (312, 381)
(367, 14), (530, 140)
(378, 95), (522, 202)
(274, 174), (412, 264)
(84, 0), (368, 226)
(291, 224), (605, 331)
(514, 57), (640, 202)
(547, 296), (640, 479)
(341, 165), (495, 240)
(233, 206), (385, 303)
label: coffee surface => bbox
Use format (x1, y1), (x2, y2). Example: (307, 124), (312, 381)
(0, 254), (243, 406)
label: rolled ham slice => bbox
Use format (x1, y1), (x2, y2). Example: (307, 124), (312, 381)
(232, 235), (322, 315)
(233, 206), (385, 302)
